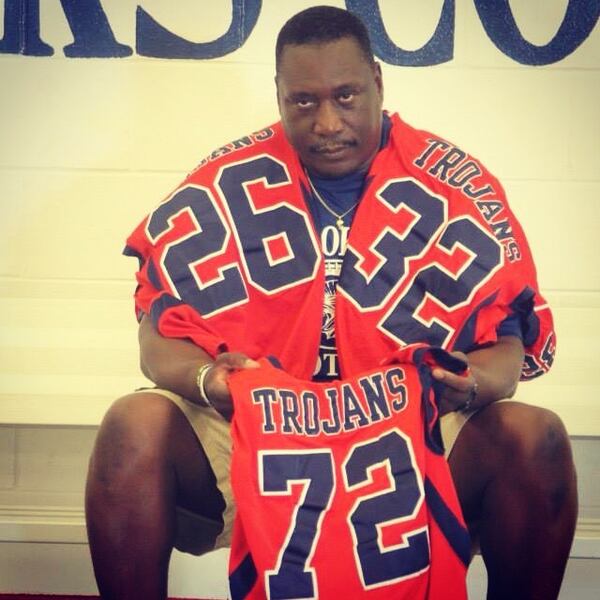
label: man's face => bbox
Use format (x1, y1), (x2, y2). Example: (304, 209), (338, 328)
(276, 37), (383, 179)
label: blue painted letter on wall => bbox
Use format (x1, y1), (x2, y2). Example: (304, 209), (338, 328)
(136, 0), (262, 59)
(0, 0), (132, 57)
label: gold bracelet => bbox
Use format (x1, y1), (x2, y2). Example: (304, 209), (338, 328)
(196, 363), (214, 408)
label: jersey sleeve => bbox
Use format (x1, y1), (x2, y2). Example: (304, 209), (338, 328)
(401, 119), (556, 381)
(122, 184), (230, 358)
(451, 176), (556, 381)
(335, 116), (557, 383)
(122, 122), (326, 377)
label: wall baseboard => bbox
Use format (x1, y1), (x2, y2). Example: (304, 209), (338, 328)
(1, 504), (598, 558)
(0, 505), (87, 544)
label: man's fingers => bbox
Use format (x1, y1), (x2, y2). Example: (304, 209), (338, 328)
(433, 368), (473, 391)
(431, 367), (446, 381)
(205, 353), (261, 402)
(214, 352), (260, 371)
(201, 353), (262, 420)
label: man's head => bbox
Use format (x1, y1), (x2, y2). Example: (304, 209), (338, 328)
(275, 6), (383, 178)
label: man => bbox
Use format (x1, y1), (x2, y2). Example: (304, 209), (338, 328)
(86, 6), (577, 600)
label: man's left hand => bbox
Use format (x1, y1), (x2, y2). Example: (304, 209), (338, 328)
(432, 351), (478, 415)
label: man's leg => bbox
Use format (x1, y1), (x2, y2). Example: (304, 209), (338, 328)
(85, 392), (225, 600)
(449, 401), (578, 600)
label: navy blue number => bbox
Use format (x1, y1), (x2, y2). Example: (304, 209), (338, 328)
(381, 217), (502, 346)
(218, 155), (319, 293)
(147, 154), (321, 315)
(146, 185), (246, 316)
(341, 178), (445, 309)
(262, 433), (428, 595)
(344, 430), (429, 587)
(261, 451), (334, 600)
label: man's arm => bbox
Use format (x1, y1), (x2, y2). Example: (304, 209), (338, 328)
(433, 336), (525, 415)
(138, 314), (259, 418)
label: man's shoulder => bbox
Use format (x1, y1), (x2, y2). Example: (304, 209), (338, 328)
(186, 120), (289, 180)
(386, 111), (502, 195)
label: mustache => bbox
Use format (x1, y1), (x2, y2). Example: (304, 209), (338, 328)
(309, 140), (357, 153)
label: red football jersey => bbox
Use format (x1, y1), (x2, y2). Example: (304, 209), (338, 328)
(228, 349), (470, 600)
(124, 112), (555, 382)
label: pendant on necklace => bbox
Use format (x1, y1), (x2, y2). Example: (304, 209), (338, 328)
(336, 217), (345, 230)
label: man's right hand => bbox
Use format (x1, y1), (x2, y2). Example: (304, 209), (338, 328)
(139, 315), (260, 419)
(203, 353), (260, 420)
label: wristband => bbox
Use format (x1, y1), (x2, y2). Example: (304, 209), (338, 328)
(196, 363), (214, 408)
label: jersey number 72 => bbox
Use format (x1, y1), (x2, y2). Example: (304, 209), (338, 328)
(258, 429), (428, 599)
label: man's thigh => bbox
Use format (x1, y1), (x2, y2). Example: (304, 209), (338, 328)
(135, 389), (234, 555)
(445, 400), (540, 529)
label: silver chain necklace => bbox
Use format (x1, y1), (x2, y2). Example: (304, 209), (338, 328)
(306, 175), (358, 231)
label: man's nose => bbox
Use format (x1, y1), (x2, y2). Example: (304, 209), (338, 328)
(313, 101), (343, 136)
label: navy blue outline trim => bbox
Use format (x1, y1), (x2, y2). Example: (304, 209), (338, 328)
(453, 291), (499, 353)
(148, 293), (185, 327)
(123, 244), (145, 273)
(509, 286), (539, 346)
(425, 477), (471, 567)
(412, 346), (468, 454)
(146, 257), (163, 292)
(122, 244), (142, 260)
(266, 355), (283, 369)
(416, 363), (445, 455)
(417, 347), (467, 374)
(229, 551), (258, 600)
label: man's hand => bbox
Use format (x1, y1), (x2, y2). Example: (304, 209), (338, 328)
(431, 351), (477, 415)
(203, 353), (260, 420)
(138, 315), (260, 418)
(431, 337), (525, 416)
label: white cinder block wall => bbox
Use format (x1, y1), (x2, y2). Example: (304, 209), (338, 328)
(0, 1), (598, 597)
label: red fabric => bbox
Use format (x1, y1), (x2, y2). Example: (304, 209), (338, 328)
(125, 121), (322, 377)
(335, 115), (554, 377)
(228, 354), (469, 599)
(125, 112), (555, 380)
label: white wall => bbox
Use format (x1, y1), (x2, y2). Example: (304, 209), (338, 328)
(1, 0), (598, 431)
(0, 1), (598, 596)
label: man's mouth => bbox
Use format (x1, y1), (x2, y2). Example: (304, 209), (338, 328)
(310, 141), (356, 155)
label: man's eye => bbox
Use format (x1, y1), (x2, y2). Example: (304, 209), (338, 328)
(338, 92), (355, 104)
(296, 99), (314, 109)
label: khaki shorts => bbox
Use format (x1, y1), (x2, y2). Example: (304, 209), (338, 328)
(144, 389), (473, 556)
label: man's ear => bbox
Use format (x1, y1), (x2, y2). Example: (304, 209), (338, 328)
(274, 75), (282, 109)
(373, 61), (384, 97)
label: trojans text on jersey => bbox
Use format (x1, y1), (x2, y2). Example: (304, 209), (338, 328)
(250, 366), (409, 436)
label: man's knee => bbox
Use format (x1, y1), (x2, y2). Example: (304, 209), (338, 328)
(455, 402), (576, 496)
(482, 402), (572, 468)
(453, 401), (577, 537)
(475, 402), (577, 515)
(90, 392), (182, 474)
(87, 392), (222, 519)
